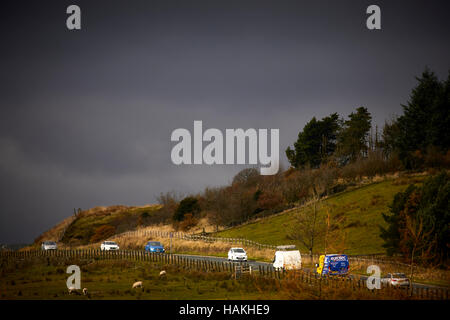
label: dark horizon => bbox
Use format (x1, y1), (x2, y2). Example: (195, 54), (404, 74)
(1, 0), (449, 244)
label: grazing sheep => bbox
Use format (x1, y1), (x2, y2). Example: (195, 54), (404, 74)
(68, 287), (81, 295)
(159, 270), (167, 277)
(132, 281), (143, 289)
(82, 288), (88, 296)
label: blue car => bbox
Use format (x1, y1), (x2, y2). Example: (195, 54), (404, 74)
(144, 241), (165, 253)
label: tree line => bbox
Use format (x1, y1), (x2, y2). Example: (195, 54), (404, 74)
(286, 68), (450, 171)
(149, 68), (449, 266)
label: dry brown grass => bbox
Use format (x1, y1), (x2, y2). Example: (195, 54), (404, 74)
(250, 271), (417, 300)
(79, 204), (161, 218)
(31, 215), (76, 246)
(349, 259), (450, 286)
(29, 204), (161, 247)
(54, 225), (275, 262)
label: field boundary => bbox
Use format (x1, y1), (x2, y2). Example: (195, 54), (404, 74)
(107, 229), (427, 272)
(109, 229), (279, 250)
(1, 250), (447, 300)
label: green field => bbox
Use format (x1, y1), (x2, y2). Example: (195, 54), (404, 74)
(1, 257), (419, 300)
(215, 176), (426, 255)
(0, 258), (290, 300)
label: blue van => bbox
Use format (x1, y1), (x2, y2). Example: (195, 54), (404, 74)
(316, 254), (349, 276)
(144, 241), (165, 253)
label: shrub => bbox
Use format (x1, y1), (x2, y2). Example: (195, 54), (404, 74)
(424, 146), (450, 168)
(90, 225), (116, 243)
(370, 194), (383, 206)
(178, 213), (199, 231)
(157, 191), (180, 222)
(173, 197), (201, 221)
(256, 192), (284, 211)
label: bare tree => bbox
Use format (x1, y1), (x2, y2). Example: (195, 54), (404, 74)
(203, 187), (235, 229)
(286, 166), (337, 260)
(156, 191), (182, 221)
(323, 206), (347, 254)
(402, 215), (436, 287)
(287, 196), (326, 261)
(232, 168), (260, 187)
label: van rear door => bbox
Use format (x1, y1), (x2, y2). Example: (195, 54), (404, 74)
(328, 255), (349, 275)
(284, 251), (301, 270)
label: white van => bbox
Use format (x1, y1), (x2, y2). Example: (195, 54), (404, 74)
(272, 245), (301, 270)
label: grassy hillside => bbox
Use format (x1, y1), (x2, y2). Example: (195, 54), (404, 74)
(53, 205), (160, 245)
(34, 174), (428, 257)
(34, 215), (76, 244)
(215, 175), (427, 255)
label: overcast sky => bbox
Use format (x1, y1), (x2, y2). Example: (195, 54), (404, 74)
(0, 0), (449, 244)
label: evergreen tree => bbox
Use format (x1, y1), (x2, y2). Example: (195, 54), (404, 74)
(381, 117), (401, 159)
(336, 107), (372, 164)
(395, 68), (450, 168)
(173, 197), (200, 221)
(380, 172), (450, 265)
(286, 113), (340, 168)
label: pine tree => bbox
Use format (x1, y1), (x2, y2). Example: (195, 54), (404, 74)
(336, 107), (372, 164)
(286, 113), (340, 168)
(380, 172), (450, 265)
(395, 68), (450, 168)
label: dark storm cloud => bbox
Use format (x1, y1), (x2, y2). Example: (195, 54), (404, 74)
(0, 0), (449, 243)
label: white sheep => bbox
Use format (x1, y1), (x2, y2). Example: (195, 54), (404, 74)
(132, 281), (143, 289)
(82, 288), (88, 296)
(159, 270), (167, 277)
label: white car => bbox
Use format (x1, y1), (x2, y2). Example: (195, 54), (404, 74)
(41, 241), (57, 250)
(100, 241), (120, 251)
(381, 273), (410, 287)
(228, 248), (247, 262)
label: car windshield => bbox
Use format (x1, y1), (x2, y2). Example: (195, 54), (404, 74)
(233, 249), (245, 253)
(105, 242), (117, 245)
(147, 242), (161, 246)
(44, 241), (56, 245)
(393, 273), (407, 278)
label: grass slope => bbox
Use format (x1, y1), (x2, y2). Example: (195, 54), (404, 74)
(0, 259), (283, 300)
(59, 205), (161, 246)
(215, 176), (426, 255)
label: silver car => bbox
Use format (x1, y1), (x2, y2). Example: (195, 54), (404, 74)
(381, 273), (410, 287)
(100, 241), (120, 251)
(41, 241), (57, 250)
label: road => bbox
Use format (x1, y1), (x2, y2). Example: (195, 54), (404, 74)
(173, 253), (446, 291)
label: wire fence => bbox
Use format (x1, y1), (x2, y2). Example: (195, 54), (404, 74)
(1, 249), (447, 300)
(109, 229), (278, 250)
(108, 229), (426, 271)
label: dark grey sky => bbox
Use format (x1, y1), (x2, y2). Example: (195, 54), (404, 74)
(1, 0), (449, 244)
